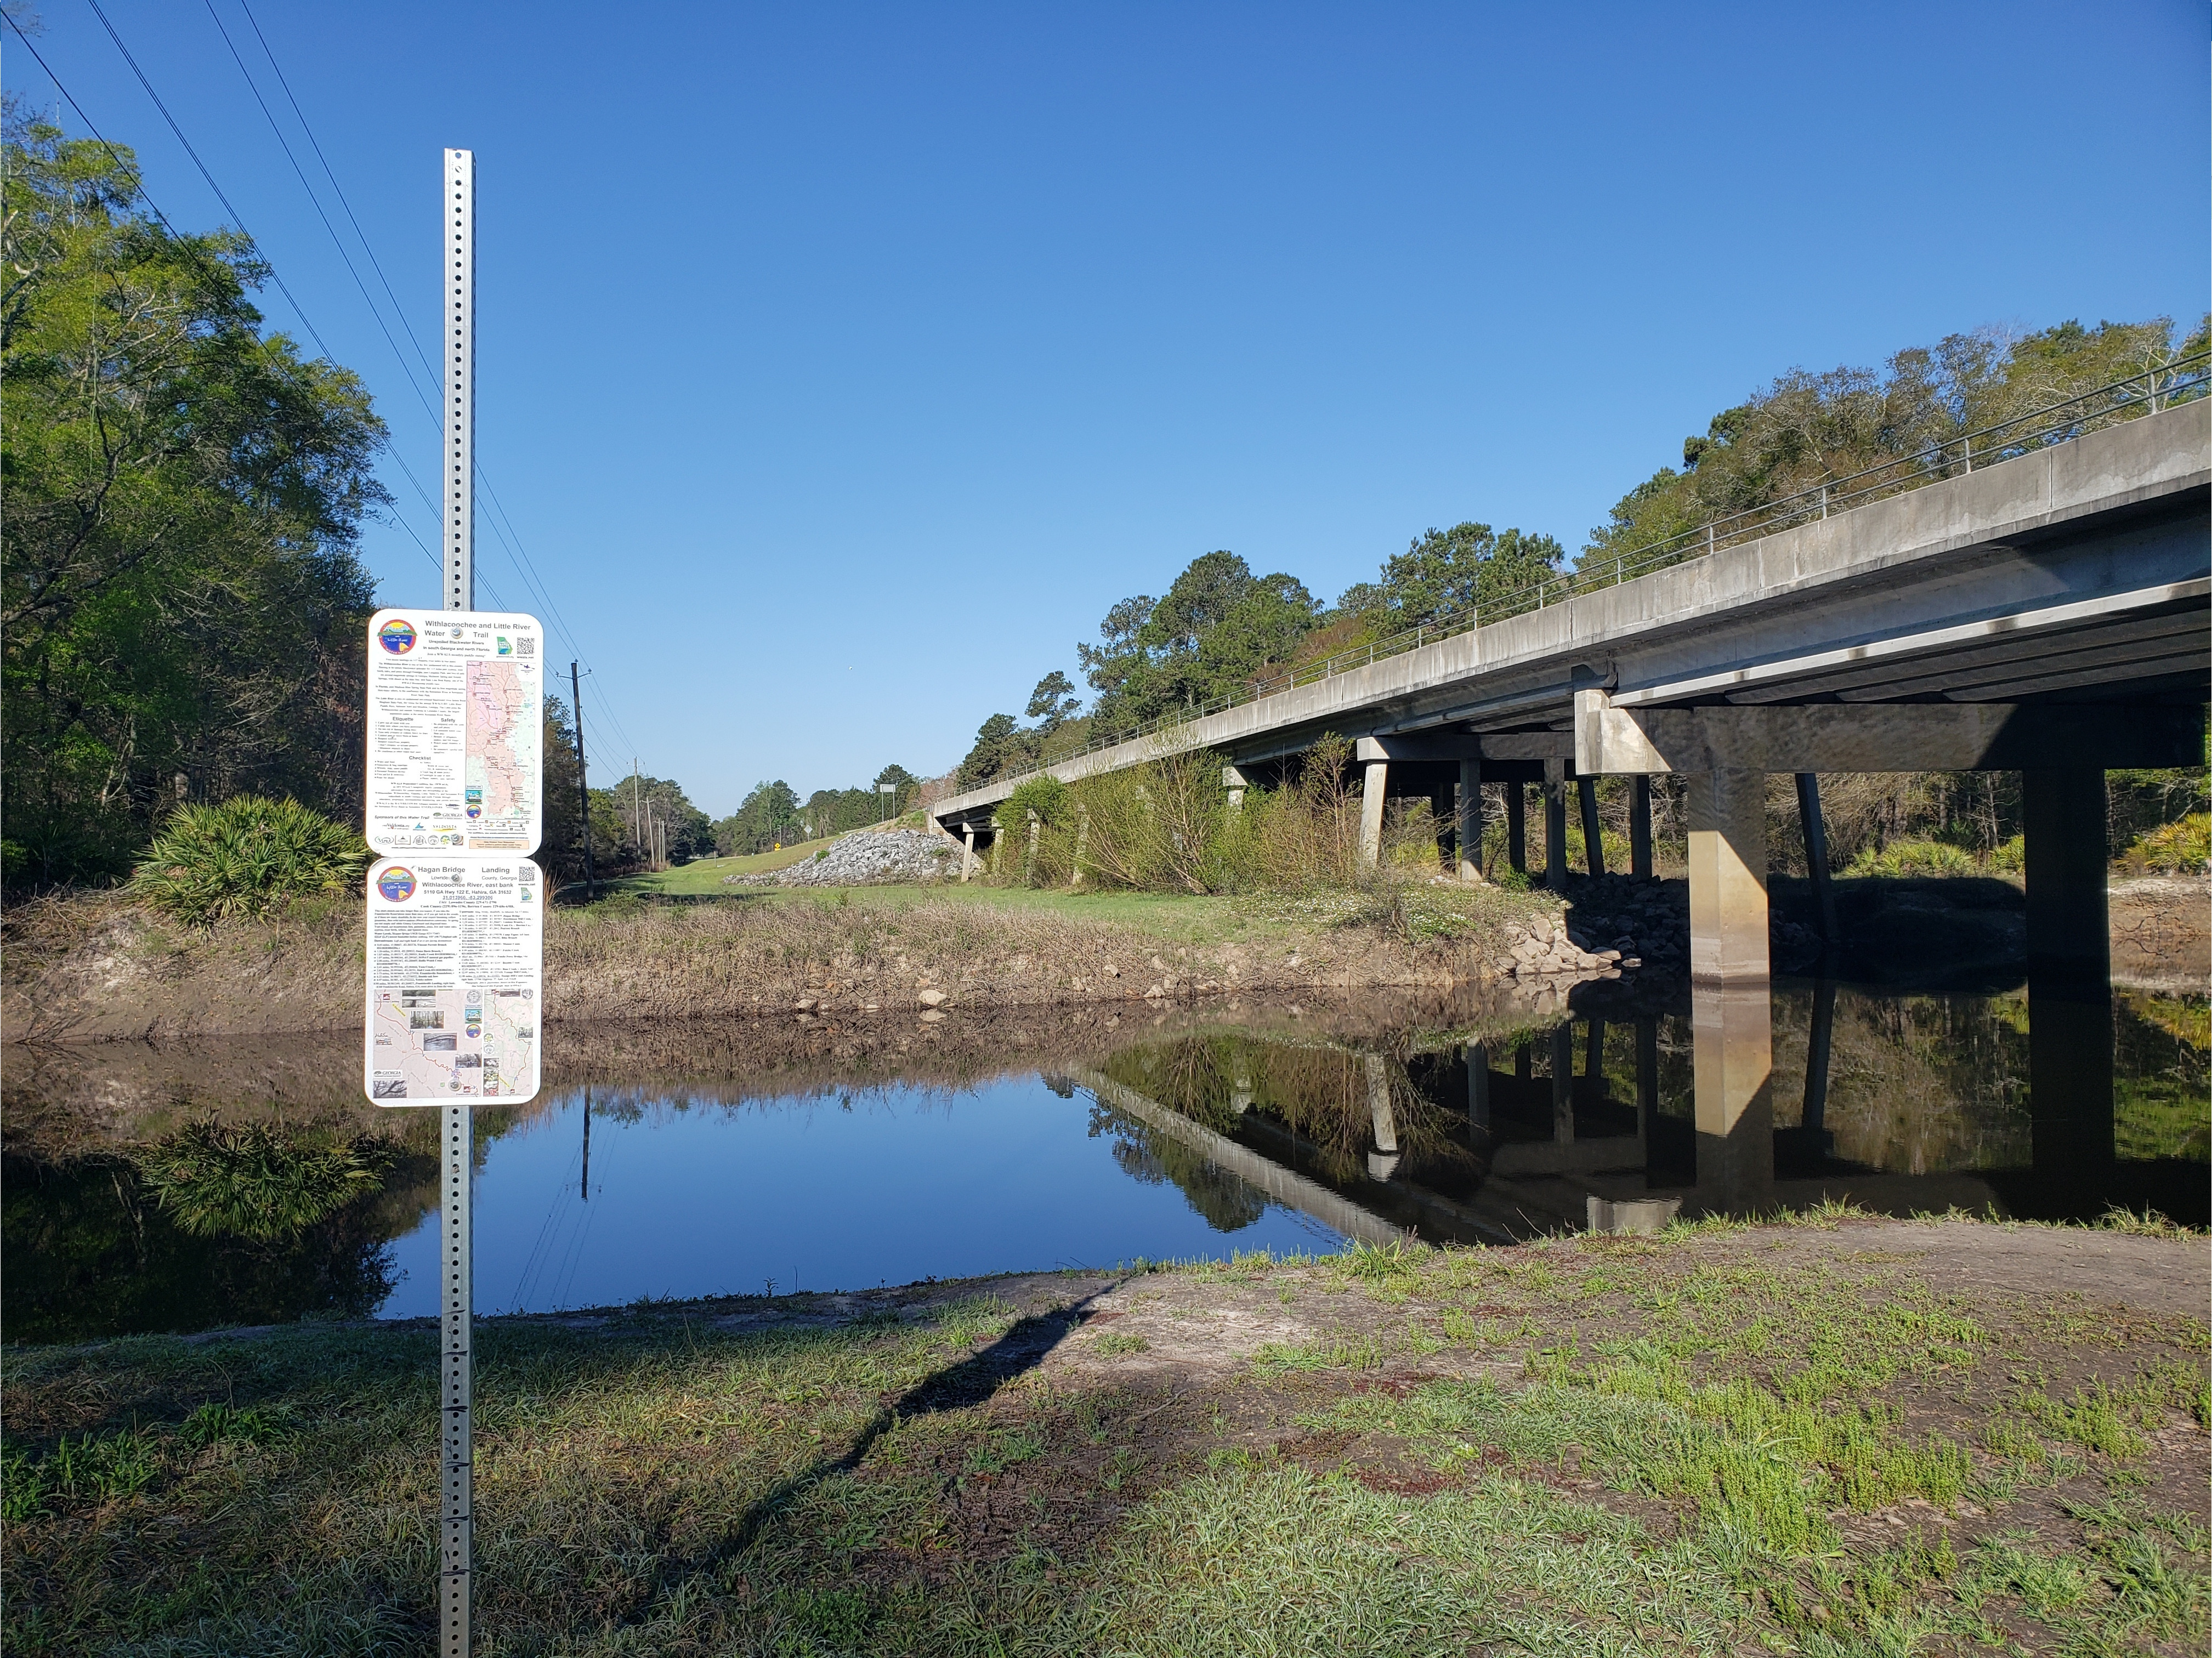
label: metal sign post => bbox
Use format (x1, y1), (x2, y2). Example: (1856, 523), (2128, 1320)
(441, 144), (475, 1658)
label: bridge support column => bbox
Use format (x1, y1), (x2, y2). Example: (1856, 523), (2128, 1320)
(961, 825), (975, 882)
(1550, 1024), (1575, 1143)
(1543, 760), (1569, 887)
(1069, 808), (1090, 888)
(1457, 760), (1484, 881)
(1431, 785), (1455, 871)
(1359, 760), (1387, 870)
(1796, 773), (1838, 941)
(988, 816), (1003, 877)
(1630, 776), (1653, 877)
(1365, 1053), (1399, 1179)
(1506, 785), (1527, 874)
(1578, 777), (1606, 877)
(2023, 768), (2113, 1175)
(1687, 768), (1773, 1209)
(1222, 765), (1248, 815)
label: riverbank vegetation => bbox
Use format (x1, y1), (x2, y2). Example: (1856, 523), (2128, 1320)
(4, 1214), (2203, 1655)
(0, 117), (385, 889)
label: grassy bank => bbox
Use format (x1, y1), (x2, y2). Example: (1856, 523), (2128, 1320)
(4, 1214), (2205, 1655)
(2, 880), (1555, 1040)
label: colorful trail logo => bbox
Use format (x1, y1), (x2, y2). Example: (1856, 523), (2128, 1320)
(377, 618), (417, 654)
(377, 867), (417, 902)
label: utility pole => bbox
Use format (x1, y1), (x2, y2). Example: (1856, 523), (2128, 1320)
(439, 144), (475, 1658)
(632, 760), (641, 865)
(570, 662), (594, 900)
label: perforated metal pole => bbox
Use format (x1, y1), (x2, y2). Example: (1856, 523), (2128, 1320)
(439, 1102), (473, 1657)
(445, 149), (474, 611)
(439, 144), (476, 1658)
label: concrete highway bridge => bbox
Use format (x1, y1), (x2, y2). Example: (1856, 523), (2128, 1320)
(934, 387), (2209, 1219)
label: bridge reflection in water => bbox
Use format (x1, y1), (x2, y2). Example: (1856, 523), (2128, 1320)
(1062, 975), (2207, 1246)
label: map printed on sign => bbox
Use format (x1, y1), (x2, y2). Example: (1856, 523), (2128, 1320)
(365, 608), (543, 855)
(364, 857), (542, 1105)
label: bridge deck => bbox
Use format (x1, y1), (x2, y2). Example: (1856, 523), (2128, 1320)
(933, 401), (2207, 835)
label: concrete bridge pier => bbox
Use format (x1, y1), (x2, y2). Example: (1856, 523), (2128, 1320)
(1542, 760), (1569, 887)
(1359, 759), (1388, 868)
(1506, 785), (1527, 875)
(1630, 777), (1654, 878)
(1688, 768), (1775, 1210)
(1550, 1024), (1576, 1144)
(2024, 768), (2115, 1174)
(1365, 1053), (1400, 1179)
(1457, 761), (1484, 881)
(1578, 779), (1606, 877)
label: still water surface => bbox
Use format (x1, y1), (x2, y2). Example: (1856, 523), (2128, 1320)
(385, 1080), (1339, 1321)
(4, 976), (2204, 1341)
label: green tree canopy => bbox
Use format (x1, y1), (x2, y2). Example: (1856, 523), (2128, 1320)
(2, 114), (387, 884)
(957, 712), (1034, 788)
(1581, 316), (2210, 572)
(1337, 523), (1563, 628)
(1079, 552), (1321, 731)
(1024, 672), (1079, 731)
(714, 779), (803, 856)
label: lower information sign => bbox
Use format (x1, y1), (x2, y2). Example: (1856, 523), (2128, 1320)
(365, 856), (542, 1105)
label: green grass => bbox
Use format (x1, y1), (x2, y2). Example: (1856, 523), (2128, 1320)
(5, 1227), (2205, 1656)
(609, 867), (1314, 947)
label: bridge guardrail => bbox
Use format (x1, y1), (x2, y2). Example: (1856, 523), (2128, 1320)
(978, 353), (2210, 798)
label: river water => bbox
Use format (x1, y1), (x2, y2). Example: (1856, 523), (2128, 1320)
(4, 974), (2204, 1343)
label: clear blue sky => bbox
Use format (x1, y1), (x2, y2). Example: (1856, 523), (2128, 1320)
(8, 2), (2206, 815)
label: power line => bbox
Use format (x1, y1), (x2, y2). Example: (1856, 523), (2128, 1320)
(83, 0), (343, 370)
(4, 10), (461, 593)
(202, 0), (444, 427)
(70, 1), (629, 763)
(235, 0), (443, 390)
(203, 0), (640, 759)
(1, 14), (178, 236)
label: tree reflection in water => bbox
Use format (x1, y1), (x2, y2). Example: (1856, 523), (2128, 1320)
(1, 1123), (435, 1344)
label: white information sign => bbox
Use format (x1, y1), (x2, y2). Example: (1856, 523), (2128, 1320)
(365, 857), (543, 1105)
(366, 607), (544, 855)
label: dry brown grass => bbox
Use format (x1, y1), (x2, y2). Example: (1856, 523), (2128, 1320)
(1, 884), (1540, 1042)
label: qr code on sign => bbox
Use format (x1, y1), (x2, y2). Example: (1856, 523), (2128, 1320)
(515, 636), (537, 656)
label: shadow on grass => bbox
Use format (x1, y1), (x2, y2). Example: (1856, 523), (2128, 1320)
(712, 1288), (1111, 1563)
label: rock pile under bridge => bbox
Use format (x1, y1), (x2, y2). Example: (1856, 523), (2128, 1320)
(724, 828), (956, 889)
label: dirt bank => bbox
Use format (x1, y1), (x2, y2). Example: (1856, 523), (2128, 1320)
(7, 872), (2198, 1045)
(0, 884), (1568, 1042)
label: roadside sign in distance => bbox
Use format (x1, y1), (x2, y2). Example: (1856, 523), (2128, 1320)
(365, 858), (543, 1106)
(366, 608), (544, 856)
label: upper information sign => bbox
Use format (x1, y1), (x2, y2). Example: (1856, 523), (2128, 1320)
(366, 608), (543, 855)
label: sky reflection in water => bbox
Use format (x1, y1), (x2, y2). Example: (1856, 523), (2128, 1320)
(379, 1078), (1342, 1320)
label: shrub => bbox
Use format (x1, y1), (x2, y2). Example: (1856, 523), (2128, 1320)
(129, 796), (370, 922)
(2121, 813), (2210, 875)
(1845, 838), (1977, 878)
(134, 1120), (394, 1241)
(1003, 774), (1070, 827)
